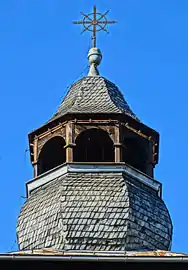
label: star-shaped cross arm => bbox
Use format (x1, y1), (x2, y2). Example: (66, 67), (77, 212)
(73, 5), (116, 48)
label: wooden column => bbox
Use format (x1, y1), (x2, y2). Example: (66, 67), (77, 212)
(33, 136), (38, 178)
(65, 122), (75, 162)
(114, 124), (122, 163)
(145, 140), (154, 178)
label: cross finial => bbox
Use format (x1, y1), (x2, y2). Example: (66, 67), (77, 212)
(73, 5), (116, 48)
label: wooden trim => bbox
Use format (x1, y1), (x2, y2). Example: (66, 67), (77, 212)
(72, 119), (156, 143)
(66, 122), (74, 162)
(33, 137), (38, 178)
(72, 120), (116, 124)
(38, 121), (67, 140)
(114, 125), (122, 163)
(121, 122), (151, 141)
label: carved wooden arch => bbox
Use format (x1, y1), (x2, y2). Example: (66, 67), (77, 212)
(37, 135), (66, 175)
(73, 126), (115, 162)
(37, 133), (66, 160)
(74, 124), (115, 144)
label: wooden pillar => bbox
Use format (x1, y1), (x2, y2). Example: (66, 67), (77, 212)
(33, 136), (38, 178)
(150, 140), (157, 178)
(65, 122), (75, 162)
(114, 125), (122, 163)
(144, 140), (154, 178)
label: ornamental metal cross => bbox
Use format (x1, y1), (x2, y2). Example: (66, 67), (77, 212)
(73, 5), (116, 48)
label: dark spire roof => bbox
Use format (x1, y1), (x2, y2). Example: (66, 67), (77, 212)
(49, 76), (137, 123)
(45, 47), (138, 124)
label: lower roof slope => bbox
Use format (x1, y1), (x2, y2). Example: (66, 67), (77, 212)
(17, 171), (172, 251)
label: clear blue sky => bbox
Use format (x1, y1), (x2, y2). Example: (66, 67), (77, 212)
(0, 0), (187, 253)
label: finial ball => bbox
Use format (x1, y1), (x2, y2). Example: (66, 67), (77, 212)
(88, 48), (102, 66)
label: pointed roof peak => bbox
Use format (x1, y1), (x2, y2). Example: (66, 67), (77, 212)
(73, 6), (116, 77)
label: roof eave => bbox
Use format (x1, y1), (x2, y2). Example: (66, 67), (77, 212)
(1, 254), (188, 263)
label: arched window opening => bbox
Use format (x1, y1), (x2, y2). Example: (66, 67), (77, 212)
(74, 128), (114, 162)
(122, 137), (148, 174)
(37, 136), (66, 175)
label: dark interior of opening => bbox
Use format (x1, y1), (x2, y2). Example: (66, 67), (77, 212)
(37, 136), (66, 175)
(74, 128), (114, 162)
(122, 137), (148, 174)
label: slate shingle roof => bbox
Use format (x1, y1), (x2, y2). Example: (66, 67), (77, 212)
(17, 172), (172, 251)
(49, 76), (137, 123)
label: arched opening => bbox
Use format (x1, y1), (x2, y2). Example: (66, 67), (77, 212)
(37, 136), (66, 175)
(122, 137), (148, 174)
(74, 128), (114, 162)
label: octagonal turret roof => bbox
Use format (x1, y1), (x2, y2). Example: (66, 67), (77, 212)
(49, 76), (137, 124)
